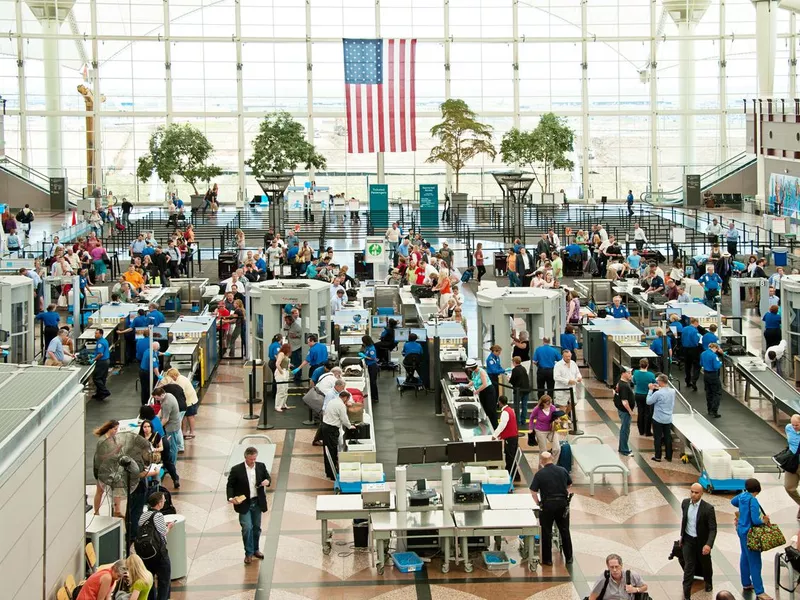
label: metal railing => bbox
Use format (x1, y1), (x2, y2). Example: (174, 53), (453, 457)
(0, 155), (84, 204)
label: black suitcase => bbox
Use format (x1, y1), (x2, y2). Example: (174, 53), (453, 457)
(218, 251), (238, 280)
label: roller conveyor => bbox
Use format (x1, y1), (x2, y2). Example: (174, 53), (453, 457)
(734, 360), (800, 423)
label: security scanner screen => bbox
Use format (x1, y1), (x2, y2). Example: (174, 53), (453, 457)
(424, 444), (448, 464)
(396, 446), (424, 465)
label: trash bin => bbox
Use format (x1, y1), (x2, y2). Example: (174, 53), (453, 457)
(164, 514), (187, 579)
(243, 359), (266, 400)
(353, 519), (369, 548)
(773, 247), (789, 267)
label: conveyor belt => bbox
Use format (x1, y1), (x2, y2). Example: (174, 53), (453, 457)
(742, 368), (800, 416)
(682, 376), (785, 470)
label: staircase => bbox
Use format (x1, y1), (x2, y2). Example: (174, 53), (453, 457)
(641, 152), (756, 206)
(0, 156), (84, 206)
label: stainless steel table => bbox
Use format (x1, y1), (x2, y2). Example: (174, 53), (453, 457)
(315, 494), (395, 555)
(452, 508), (540, 571)
(371, 510), (456, 574)
(486, 494), (538, 512)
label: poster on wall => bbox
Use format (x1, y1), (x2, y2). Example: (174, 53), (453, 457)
(769, 173), (800, 218)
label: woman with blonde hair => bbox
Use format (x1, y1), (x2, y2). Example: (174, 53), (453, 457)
(92, 420), (122, 516)
(164, 367), (199, 439)
(274, 342), (292, 411)
(125, 554), (154, 600)
(236, 228), (246, 264)
(529, 395), (561, 462)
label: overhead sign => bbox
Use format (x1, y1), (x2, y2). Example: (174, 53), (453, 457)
(419, 184), (439, 229)
(365, 236), (386, 264)
(369, 184), (389, 228)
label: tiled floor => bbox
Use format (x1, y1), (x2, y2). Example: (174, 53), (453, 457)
(66, 204), (800, 600)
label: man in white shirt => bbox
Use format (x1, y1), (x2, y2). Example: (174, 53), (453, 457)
(633, 224), (648, 251)
(320, 390), (356, 479)
(329, 276), (346, 300)
(706, 218), (723, 243)
(553, 349), (582, 408)
(226, 447), (270, 564)
(597, 224), (609, 243)
(331, 288), (346, 313)
(386, 223), (400, 259)
(766, 339), (787, 375)
(266, 241), (283, 273)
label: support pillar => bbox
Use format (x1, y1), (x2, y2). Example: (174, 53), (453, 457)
(753, 0), (778, 212)
(649, 0), (659, 196)
(677, 21), (697, 171)
(42, 19), (63, 177)
(580, 0), (590, 201)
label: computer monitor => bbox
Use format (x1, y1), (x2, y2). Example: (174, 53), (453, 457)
(447, 441), (475, 463)
(396, 446), (424, 465)
(410, 328), (428, 341)
(372, 314), (403, 327)
(394, 328), (410, 342)
(424, 444), (448, 464)
(666, 306), (683, 320)
(152, 326), (170, 340)
(475, 440), (503, 462)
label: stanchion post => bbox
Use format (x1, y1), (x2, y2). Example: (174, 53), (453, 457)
(257, 366), (274, 430)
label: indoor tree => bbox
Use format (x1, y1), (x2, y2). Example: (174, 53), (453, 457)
(246, 111), (326, 177)
(500, 113), (575, 193)
(426, 99), (496, 193)
(136, 122), (222, 196)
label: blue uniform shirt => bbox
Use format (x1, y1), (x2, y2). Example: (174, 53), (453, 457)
(287, 246), (299, 261)
(36, 311), (60, 327)
(94, 337), (111, 361)
(255, 257), (267, 271)
(486, 353), (505, 375)
(699, 273), (722, 290)
(132, 315), (150, 329)
(650, 337), (672, 356)
(140, 348), (159, 372)
(700, 348), (722, 372)
(786, 423), (800, 453)
(560, 333), (578, 355)
(403, 341), (423, 355)
(609, 304), (630, 319)
(136, 337), (152, 363)
(533, 345), (561, 369)
(764, 311), (781, 330)
(701, 332), (718, 350)
(670, 321), (684, 335)
(306, 343), (328, 366)
(311, 365), (326, 383)
(681, 325), (701, 348)
(648, 275), (664, 290)
(268, 341), (281, 361)
(149, 310), (165, 326)
(363, 344), (378, 366)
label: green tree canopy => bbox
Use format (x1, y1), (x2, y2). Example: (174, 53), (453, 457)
(426, 99), (496, 193)
(136, 122), (222, 195)
(500, 113), (575, 193)
(247, 111), (327, 178)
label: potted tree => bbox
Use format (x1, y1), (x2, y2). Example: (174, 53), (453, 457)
(500, 113), (575, 194)
(426, 99), (496, 210)
(136, 122), (222, 208)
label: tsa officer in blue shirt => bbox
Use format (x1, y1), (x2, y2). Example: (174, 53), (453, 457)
(533, 337), (561, 398)
(132, 308), (150, 329)
(650, 327), (672, 372)
(700, 342), (724, 418)
(698, 265), (723, 307)
(763, 304), (782, 349)
(148, 303), (165, 326)
(139, 341), (160, 406)
(609, 295), (630, 319)
(701, 323), (718, 350)
(682, 317), (702, 391)
(92, 328), (111, 401)
(294, 334), (329, 382)
(359, 335), (380, 403)
(486, 345), (505, 401)
(36, 303), (61, 351)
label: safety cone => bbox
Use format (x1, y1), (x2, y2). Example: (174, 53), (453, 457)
(71, 209), (77, 226)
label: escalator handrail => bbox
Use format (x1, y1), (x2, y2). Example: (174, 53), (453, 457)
(640, 152), (755, 203)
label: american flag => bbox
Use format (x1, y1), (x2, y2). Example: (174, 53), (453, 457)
(343, 38), (417, 154)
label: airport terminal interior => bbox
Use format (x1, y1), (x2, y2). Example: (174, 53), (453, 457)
(7, 1), (800, 600)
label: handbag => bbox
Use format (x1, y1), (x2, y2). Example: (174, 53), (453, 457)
(747, 505), (786, 552)
(773, 446), (800, 473)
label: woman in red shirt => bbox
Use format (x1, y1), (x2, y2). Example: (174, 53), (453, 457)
(414, 264), (426, 285)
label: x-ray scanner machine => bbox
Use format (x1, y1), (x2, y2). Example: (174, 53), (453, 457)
(476, 287), (564, 368)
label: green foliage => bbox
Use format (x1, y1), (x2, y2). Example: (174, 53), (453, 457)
(500, 113), (575, 193)
(426, 99), (496, 193)
(136, 123), (222, 195)
(247, 111), (327, 178)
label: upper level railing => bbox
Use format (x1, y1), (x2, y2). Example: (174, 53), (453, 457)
(0, 155), (85, 204)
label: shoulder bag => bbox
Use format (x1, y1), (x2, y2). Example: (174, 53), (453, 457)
(773, 444), (800, 473)
(746, 501), (786, 552)
(583, 570), (610, 600)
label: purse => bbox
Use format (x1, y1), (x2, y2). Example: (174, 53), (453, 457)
(747, 503), (786, 552)
(773, 446), (800, 473)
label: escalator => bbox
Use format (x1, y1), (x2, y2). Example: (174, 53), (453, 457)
(640, 152), (756, 206)
(0, 155), (84, 207)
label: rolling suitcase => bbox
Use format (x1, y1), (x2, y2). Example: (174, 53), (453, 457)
(218, 251), (238, 280)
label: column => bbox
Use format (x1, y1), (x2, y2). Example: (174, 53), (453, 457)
(753, 0), (777, 211)
(719, 0), (728, 164)
(375, 0), (385, 184)
(15, 0), (29, 167)
(581, 0), (590, 201)
(649, 0), (659, 196)
(41, 19), (63, 177)
(678, 21), (697, 171)
(235, 0), (246, 203)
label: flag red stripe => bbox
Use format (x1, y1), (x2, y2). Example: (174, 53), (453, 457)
(409, 39), (417, 151)
(388, 39), (396, 153)
(345, 83), (354, 154)
(399, 39), (407, 152)
(377, 82), (385, 152)
(355, 84), (364, 154)
(366, 84), (375, 153)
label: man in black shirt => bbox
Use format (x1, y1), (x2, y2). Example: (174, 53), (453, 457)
(530, 451), (573, 566)
(615, 370), (635, 456)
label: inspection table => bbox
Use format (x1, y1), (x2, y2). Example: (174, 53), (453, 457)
(486, 493), (538, 512)
(371, 510), (456, 574)
(452, 508), (540, 571)
(315, 493), (396, 555)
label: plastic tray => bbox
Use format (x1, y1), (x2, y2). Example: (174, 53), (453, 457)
(391, 551), (424, 573)
(335, 474), (386, 494)
(482, 550), (511, 570)
(483, 483), (513, 495)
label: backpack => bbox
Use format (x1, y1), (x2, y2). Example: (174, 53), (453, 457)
(556, 440), (572, 472)
(133, 512), (165, 560)
(157, 485), (176, 515)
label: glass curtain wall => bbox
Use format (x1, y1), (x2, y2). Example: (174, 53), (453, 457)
(0, 0), (795, 203)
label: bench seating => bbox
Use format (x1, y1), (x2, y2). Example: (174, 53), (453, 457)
(571, 435), (630, 496)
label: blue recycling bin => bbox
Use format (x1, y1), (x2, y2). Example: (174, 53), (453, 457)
(773, 247), (789, 267)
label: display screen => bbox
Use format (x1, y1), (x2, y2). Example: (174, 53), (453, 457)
(666, 306), (682, 319)
(396, 446), (424, 465)
(447, 441), (475, 463)
(475, 440), (503, 462)
(424, 444), (448, 464)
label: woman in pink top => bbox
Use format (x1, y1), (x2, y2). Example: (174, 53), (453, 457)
(90, 243), (108, 283)
(529, 394), (561, 462)
(474, 243), (486, 283)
